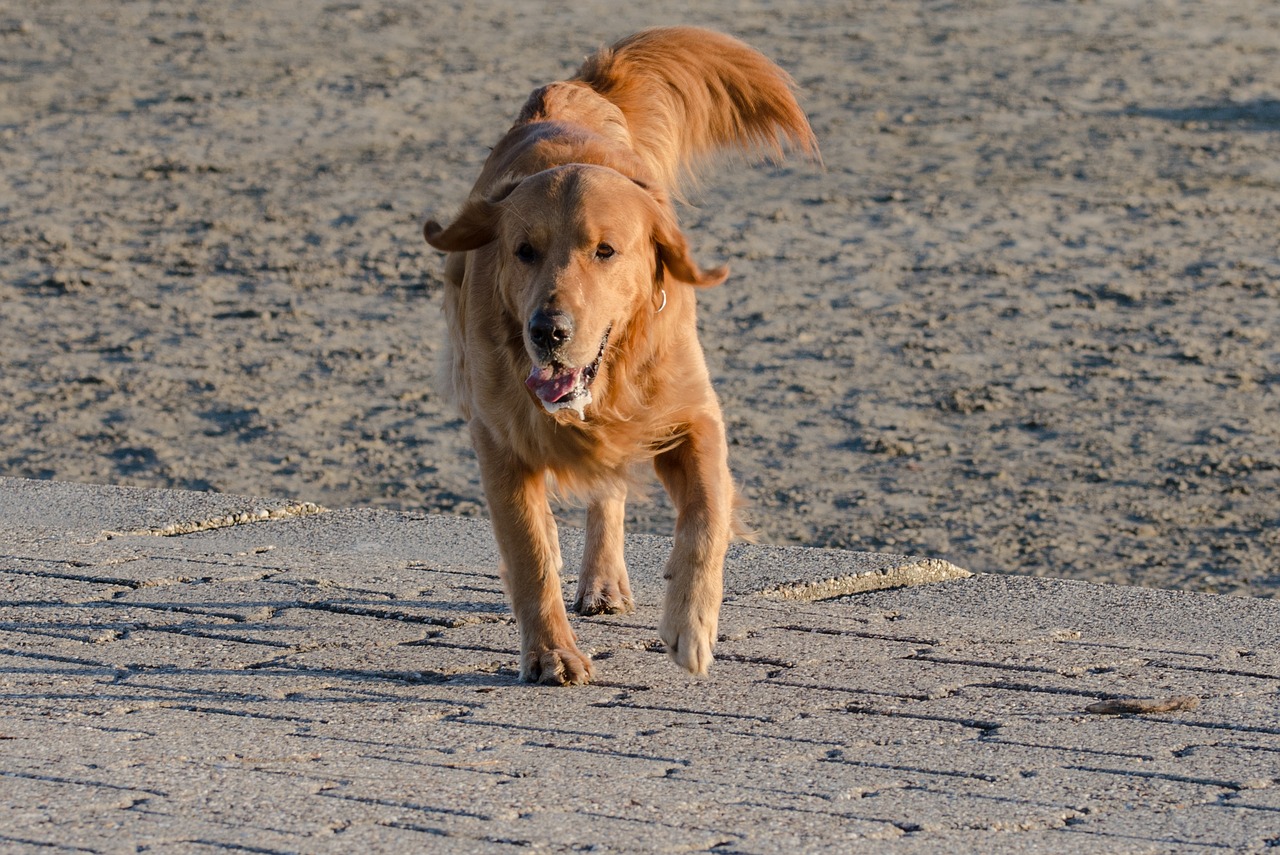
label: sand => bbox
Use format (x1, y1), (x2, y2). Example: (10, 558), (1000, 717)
(2, 1), (1277, 596)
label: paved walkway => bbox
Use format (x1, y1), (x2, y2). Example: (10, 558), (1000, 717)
(1, 477), (1277, 853)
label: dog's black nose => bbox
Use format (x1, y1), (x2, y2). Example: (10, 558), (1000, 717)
(528, 309), (573, 353)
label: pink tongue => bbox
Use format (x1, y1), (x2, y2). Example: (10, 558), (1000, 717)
(525, 366), (581, 403)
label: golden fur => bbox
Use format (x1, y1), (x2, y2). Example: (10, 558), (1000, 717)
(424, 27), (818, 685)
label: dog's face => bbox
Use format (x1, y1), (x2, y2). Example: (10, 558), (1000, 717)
(425, 164), (727, 418)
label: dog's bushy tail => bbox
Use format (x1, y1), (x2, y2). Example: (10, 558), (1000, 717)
(573, 27), (820, 195)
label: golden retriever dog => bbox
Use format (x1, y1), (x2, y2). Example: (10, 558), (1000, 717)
(423, 27), (818, 685)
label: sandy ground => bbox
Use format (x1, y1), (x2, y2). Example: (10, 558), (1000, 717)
(2, 1), (1277, 596)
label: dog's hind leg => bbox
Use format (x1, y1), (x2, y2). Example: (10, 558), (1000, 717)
(472, 423), (593, 686)
(575, 481), (634, 615)
(653, 406), (732, 676)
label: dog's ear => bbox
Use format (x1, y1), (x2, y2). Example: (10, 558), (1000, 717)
(423, 199), (498, 252)
(652, 208), (729, 287)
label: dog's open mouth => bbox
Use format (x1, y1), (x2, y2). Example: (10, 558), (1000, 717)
(525, 327), (611, 420)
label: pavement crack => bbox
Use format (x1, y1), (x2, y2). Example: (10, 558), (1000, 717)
(907, 652), (1088, 676)
(522, 739), (693, 768)
(320, 790), (490, 822)
(3, 563), (147, 590)
(778, 624), (941, 646)
(982, 735), (1157, 762)
(0, 769), (168, 798)
(294, 601), (507, 629)
(821, 750), (1000, 782)
(1064, 763), (1247, 791)
(843, 702), (1004, 732)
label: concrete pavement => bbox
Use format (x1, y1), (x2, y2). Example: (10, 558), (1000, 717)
(1, 477), (1277, 853)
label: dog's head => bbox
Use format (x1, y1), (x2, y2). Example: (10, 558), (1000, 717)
(425, 164), (726, 419)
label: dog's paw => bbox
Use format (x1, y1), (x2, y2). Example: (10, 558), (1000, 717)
(658, 607), (717, 676)
(574, 576), (635, 615)
(520, 645), (595, 686)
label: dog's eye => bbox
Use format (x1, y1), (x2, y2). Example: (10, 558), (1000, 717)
(595, 243), (615, 260)
(515, 242), (539, 264)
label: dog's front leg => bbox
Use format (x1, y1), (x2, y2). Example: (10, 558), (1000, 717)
(653, 409), (733, 675)
(471, 423), (593, 685)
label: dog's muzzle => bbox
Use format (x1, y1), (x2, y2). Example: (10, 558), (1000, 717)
(525, 326), (611, 420)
